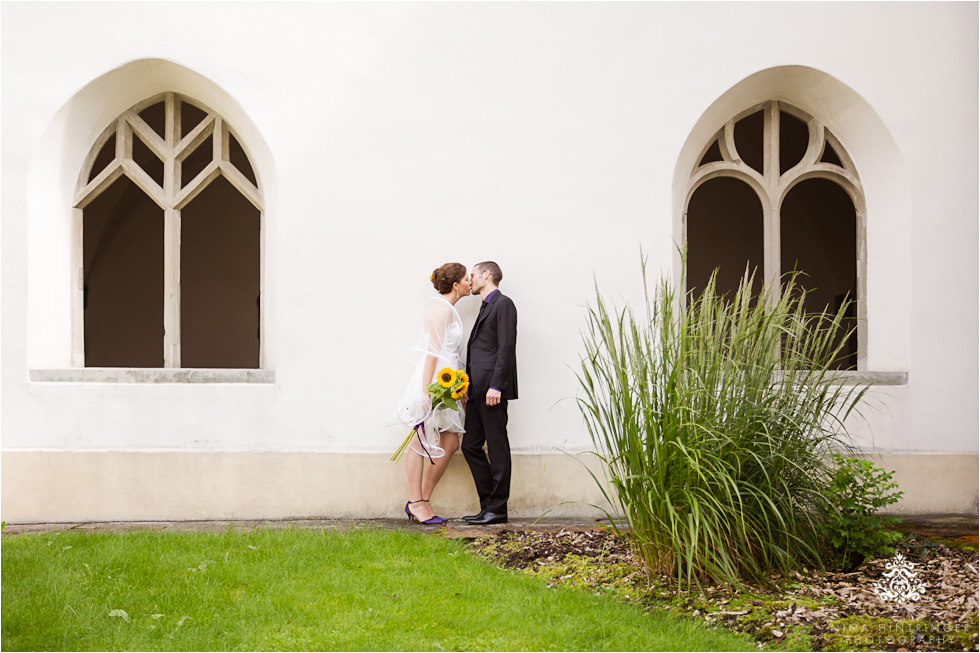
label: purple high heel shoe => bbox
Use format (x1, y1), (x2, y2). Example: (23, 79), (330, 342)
(405, 499), (447, 525)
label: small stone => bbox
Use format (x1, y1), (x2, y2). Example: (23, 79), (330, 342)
(772, 630), (784, 638)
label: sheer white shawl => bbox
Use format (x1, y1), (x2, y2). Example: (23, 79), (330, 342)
(389, 297), (464, 458)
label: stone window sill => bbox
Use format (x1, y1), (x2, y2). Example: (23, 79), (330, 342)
(29, 369), (275, 384)
(788, 371), (908, 386)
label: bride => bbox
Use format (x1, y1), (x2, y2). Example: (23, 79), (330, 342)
(391, 263), (471, 525)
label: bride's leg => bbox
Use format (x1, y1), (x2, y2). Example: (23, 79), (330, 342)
(405, 452), (435, 521)
(421, 430), (460, 503)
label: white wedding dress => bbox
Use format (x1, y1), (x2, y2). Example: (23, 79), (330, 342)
(390, 296), (465, 458)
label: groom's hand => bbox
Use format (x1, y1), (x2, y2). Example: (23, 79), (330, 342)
(486, 388), (501, 407)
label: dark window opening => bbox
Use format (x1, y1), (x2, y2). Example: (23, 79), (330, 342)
(180, 176), (260, 368)
(88, 134), (116, 183)
(781, 179), (857, 370)
(820, 142), (844, 167)
(83, 176), (164, 367)
(139, 101), (166, 140)
(686, 177), (764, 302)
(180, 101), (208, 139)
(181, 135), (213, 188)
(229, 132), (258, 187)
(734, 110), (764, 175)
(699, 139), (724, 167)
(132, 134), (164, 188)
(779, 111), (809, 175)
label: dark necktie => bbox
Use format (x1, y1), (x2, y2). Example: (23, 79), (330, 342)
(479, 301), (488, 317)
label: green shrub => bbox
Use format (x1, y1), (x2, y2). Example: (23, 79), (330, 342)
(817, 455), (904, 572)
(576, 256), (872, 589)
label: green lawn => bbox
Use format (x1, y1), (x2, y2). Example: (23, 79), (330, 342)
(1, 527), (758, 651)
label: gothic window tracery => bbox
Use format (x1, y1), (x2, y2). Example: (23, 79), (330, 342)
(74, 92), (262, 369)
(685, 101), (864, 370)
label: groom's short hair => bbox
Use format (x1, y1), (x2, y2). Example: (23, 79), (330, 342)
(476, 261), (503, 286)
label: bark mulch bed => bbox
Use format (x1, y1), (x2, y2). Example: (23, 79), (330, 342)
(468, 528), (979, 651)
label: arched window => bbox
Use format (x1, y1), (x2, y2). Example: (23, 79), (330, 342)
(684, 101), (864, 370)
(74, 92), (262, 369)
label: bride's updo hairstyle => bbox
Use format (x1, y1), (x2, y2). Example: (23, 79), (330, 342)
(431, 263), (467, 294)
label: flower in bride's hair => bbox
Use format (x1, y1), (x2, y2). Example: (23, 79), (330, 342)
(429, 274), (433, 280)
(437, 368), (456, 388)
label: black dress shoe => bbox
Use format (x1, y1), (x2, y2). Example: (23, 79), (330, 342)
(463, 511), (487, 522)
(465, 511), (507, 525)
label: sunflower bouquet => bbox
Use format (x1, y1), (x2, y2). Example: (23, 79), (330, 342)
(429, 367), (470, 409)
(391, 367), (469, 462)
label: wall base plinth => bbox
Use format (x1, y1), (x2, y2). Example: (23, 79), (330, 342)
(1, 451), (975, 523)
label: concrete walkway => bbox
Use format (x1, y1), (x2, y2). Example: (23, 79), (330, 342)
(3, 514), (975, 542)
(1, 517), (615, 539)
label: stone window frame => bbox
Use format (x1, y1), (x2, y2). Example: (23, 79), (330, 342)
(68, 91), (270, 380)
(684, 99), (871, 374)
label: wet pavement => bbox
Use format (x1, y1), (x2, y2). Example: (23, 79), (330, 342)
(892, 513), (979, 547)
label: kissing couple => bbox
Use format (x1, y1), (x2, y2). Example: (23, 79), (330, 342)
(390, 261), (518, 526)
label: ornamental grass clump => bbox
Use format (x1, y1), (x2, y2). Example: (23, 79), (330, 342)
(577, 257), (872, 589)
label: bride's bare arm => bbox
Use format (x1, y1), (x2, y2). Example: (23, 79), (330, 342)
(422, 304), (452, 394)
(423, 355), (438, 395)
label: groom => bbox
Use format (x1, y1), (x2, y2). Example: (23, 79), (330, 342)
(462, 261), (518, 526)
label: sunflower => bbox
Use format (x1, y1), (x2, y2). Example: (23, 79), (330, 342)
(437, 368), (456, 388)
(451, 386), (464, 399)
(458, 371), (470, 386)
(458, 380), (470, 395)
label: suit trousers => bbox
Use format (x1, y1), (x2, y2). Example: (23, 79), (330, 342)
(462, 396), (511, 514)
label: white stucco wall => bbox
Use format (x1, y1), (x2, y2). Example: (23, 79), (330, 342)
(2, 2), (977, 519)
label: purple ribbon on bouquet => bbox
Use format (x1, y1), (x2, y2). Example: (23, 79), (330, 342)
(413, 422), (436, 466)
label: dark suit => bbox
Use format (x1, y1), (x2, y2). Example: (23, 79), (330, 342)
(463, 290), (518, 515)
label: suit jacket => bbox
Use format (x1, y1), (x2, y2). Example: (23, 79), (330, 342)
(466, 290), (518, 400)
